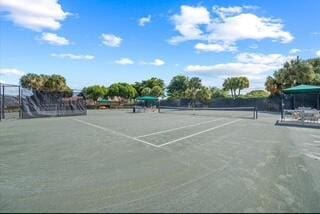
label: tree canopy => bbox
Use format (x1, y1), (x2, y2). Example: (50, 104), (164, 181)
(133, 77), (165, 97)
(223, 76), (249, 98)
(245, 90), (269, 98)
(20, 73), (72, 96)
(82, 85), (108, 101)
(265, 57), (320, 95)
(108, 82), (137, 100)
(166, 75), (189, 99)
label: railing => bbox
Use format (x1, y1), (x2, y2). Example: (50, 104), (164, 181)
(282, 107), (320, 124)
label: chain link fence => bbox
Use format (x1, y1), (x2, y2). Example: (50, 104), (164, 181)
(0, 84), (87, 121)
(160, 94), (320, 112)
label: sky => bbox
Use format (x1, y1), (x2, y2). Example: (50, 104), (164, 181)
(1, 0), (320, 91)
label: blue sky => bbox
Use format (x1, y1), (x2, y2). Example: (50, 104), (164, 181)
(1, 0), (320, 91)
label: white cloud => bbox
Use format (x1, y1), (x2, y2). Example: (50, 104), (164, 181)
(212, 6), (243, 18)
(169, 5), (210, 44)
(138, 15), (151, 26)
(102, 34), (122, 47)
(115, 58), (134, 65)
(40, 32), (69, 45)
(195, 42), (237, 52)
(0, 0), (69, 31)
(170, 5), (294, 52)
(0, 68), (25, 77)
(207, 13), (293, 44)
(0, 79), (5, 84)
(150, 59), (165, 66)
(51, 53), (95, 60)
(236, 52), (291, 65)
(289, 48), (301, 55)
(186, 52), (293, 75)
(141, 59), (165, 66)
(316, 50), (320, 57)
(185, 52), (294, 89)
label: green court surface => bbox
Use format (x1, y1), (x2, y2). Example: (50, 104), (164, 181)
(1, 110), (320, 212)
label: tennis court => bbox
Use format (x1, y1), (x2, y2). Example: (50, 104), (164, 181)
(1, 109), (320, 212)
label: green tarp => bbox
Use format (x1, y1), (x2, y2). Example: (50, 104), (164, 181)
(136, 96), (158, 101)
(283, 84), (320, 94)
(98, 99), (111, 104)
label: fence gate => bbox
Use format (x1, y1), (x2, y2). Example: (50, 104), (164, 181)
(0, 84), (22, 120)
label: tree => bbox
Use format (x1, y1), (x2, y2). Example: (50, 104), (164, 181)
(150, 86), (164, 97)
(223, 77), (238, 98)
(167, 75), (189, 99)
(20, 73), (48, 90)
(20, 73), (72, 96)
(134, 77), (165, 96)
(188, 77), (202, 89)
(184, 87), (199, 107)
(133, 82), (143, 96)
(245, 90), (269, 98)
(265, 57), (319, 95)
(210, 87), (227, 98)
(265, 76), (281, 96)
(197, 87), (213, 106)
(141, 87), (152, 96)
(223, 77), (249, 98)
(108, 83), (137, 101)
(84, 85), (108, 102)
(237, 76), (250, 96)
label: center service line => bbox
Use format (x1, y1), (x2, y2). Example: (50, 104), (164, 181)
(158, 119), (242, 147)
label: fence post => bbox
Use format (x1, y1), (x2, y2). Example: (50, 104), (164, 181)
(281, 94), (284, 120)
(0, 84), (2, 121)
(255, 106), (258, 119)
(18, 86), (22, 119)
(1, 85), (5, 119)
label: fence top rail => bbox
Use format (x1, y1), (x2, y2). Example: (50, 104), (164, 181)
(0, 83), (20, 87)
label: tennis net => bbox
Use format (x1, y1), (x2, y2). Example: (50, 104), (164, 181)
(158, 106), (258, 119)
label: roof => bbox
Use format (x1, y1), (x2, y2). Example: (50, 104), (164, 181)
(283, 84), (320, 94)
(136, 96), (158, 101)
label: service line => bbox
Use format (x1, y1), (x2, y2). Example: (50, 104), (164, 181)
(158, 119), (241, 147)
(135, 118), (224, 138)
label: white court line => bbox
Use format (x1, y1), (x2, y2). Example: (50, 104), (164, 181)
(135, 118), (224, 138)
(158, 119), (241, 147)
(73, 119), (160, 148)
